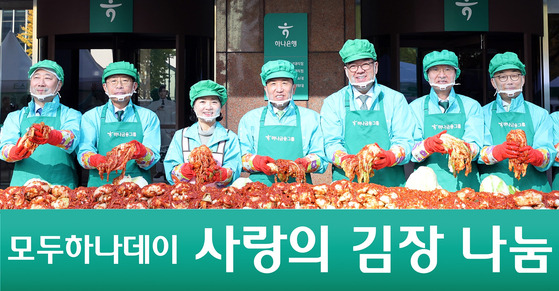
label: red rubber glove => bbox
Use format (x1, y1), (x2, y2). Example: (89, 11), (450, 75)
(519, 146), (544, 167)
(89, 154), (107, 168)
(424, 130), (447, 154)
(8, 143), (31, 161)
(253, 155), (275, 175)
(373, 149), (396, 170)
(29, 124), (63, 145)
(295, 157), (310, 172)
(180, 163), (195, 180)
(128, 140), (147, 159)
(210, 167), (229, 183)
(492, 141), (519, 162)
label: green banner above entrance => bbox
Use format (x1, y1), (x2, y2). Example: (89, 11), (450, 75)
(444, 0), (488, 31)
(90, 0), (134, 33)
(264, 13), (308, 100)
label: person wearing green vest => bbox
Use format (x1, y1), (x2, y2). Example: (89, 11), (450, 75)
(238, 60), (328, 186)
(0, 60), (82, 188)
(321, 39), (414, 186)
(478, 52), (555, 192)
(548, 112), (559, 190)
(163, 80), (242, 186)
(78, 61), (161, 187)
(409, 50), (483, 191)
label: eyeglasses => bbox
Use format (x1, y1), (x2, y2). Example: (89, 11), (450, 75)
(429, 66), (455, 75)
(494, 73), (522, 82)
(346, 62), (374, 73)
(106, 77), (133, 86)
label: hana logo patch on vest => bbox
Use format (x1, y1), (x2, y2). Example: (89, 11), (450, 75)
(107, 131), (137, 138)
(352, 120), (380, 127)
(498, 122), (526, 129)
(265, 135), (296, 142)
(431, 123), (462, 130)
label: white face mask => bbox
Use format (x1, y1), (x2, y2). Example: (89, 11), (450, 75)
(105, 91), (135, 102)
(30, 92), (58, 101)
(30, 80), (60, 101)
(350, 79), (374, 90)
(267, 87), (294, 109)
(429, 81), (455, 91)
(345, 67), (375, 91)
(269, 98), (291, 108)
(195, 106), (221, 123)
(495, 88), (522, 97)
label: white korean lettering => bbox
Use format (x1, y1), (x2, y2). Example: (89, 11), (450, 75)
(288, 226), (329, 272)
(8, 236), (35, 261)
(463, 226), (507, 272)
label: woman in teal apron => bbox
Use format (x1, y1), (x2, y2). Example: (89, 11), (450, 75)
(409, 50), (483, 192)
(238, 60), (327, 186)
(0, 60), (81, 188)
(163, 80), (242, 187)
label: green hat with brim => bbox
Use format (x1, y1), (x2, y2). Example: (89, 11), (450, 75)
(422, 50), (461, 81)
(189, 80), (227, 106)
(489, 52), (526, 78)
(260, 60), (298, 86)
(102, 61), (140, 84)
(339, 39), (377, 64)
(28, 60), (64, 83)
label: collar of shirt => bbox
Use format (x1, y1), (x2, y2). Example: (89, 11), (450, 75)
(185, 122), (229, 144)
(429, 88), (456, 111)
(29, 95), (61, 116)
(268, 101), (294, 115)
(108, 100), (133, 120)
(352, 86), (374, 110)
(198, 123), (216, 136)
(497, 93), (525, 112)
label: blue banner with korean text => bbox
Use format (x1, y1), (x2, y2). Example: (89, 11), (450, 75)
(1, 210), (557, 290)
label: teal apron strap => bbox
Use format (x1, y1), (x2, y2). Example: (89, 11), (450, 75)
(12, 106), (78, 188)
(88, 104), (151, 187)
(416, 95), (480, 191)
(332, 90), (406, 186)
(250, 106), (309, 186)
(479, 101), (550, 192)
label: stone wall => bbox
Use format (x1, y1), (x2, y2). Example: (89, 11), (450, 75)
(215, 0), (356, 184)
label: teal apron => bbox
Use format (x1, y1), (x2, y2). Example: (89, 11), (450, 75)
(87, 104), (152, 187)
(552, 165), (559, 191)
(250, 106), (311, 186)
(332, 90), (406, 187)
(416, 96), (480, 191)
(551, 168), (559, 191)
(478, 102), (551, 192)
(12, 106), (78, 188)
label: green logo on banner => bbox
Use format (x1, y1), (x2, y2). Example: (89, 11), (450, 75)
(90, 0), (133, 33)
(444, 0), (488, 31)
(264, 13), (308, 101)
